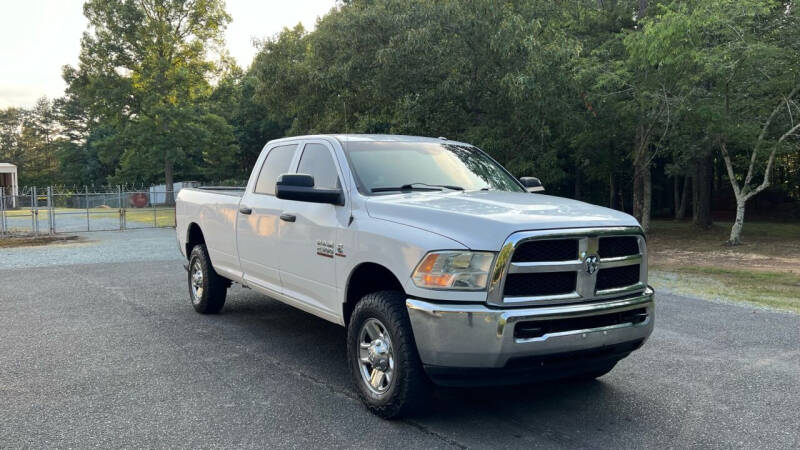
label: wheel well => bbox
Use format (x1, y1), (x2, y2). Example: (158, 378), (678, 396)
(344, 263), (405, 325)
(186, 223), (205, 258)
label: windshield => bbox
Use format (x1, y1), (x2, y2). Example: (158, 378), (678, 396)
(342, 141), (525, 194)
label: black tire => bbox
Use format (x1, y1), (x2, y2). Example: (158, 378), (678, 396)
(346, 290), (431, 419)
(188, 244), (227, 314)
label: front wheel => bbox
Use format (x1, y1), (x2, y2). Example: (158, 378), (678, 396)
(188, 244), (227, 314)
(347, 291), (431, 419)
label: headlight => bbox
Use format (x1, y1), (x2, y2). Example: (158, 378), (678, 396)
(411, 251), (495, 290)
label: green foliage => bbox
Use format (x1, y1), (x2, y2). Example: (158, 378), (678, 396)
(1, 0), (798, 222)
(63, 0), (235, 189)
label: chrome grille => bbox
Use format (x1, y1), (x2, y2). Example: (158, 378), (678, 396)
(504, 272), (576, 297)
(511, 239), (578, 262)
(488, 227), (647, 306)
(596, 264), (641, 291)
(598, 236), (639, 258)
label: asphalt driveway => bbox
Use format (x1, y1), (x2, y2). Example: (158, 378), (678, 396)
(1, 229), (798, 448)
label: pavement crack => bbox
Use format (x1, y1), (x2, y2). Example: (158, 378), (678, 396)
(402, 420), (471, 449)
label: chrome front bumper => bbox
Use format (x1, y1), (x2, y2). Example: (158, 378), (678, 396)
(406, 287), (654, 369)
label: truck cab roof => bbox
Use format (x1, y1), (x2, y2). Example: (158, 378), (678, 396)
(267, 134), (472, 147)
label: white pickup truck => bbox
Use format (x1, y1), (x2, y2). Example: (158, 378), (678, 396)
(176, 134), (654, 418)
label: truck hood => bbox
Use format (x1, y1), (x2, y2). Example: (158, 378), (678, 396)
(365, 190), (641, 250)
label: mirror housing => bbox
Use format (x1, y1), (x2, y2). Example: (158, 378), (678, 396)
(275, 173), (344, 205)
(519, 177), (545, 193)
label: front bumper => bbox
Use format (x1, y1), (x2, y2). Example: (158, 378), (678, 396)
(406, 287), (654, 372)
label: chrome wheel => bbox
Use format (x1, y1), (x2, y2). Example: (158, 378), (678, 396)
(357, 318), (395, 394)
(190, 260), (204, 305)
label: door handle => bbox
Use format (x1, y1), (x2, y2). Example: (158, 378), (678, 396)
(280, 213), (296, 222)
(239, 207), (252, 215)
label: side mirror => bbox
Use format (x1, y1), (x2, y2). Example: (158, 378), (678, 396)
(275, 173), (344, 205)
(520, 177), (545, 193)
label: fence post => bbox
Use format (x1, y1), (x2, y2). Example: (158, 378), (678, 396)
(118, 185), (125, 230)
(47, 186), (53, 234)
(1, 186), (6, 235)
(153, 187), (157, 227)
(32, 186), (38, 234)
(85, 185), (90, 232)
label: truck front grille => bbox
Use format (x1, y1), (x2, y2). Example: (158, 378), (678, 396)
(512, 239), (578, 262)
(504, 272), (576, 297)
(598, 236), (639, 258)
(488, 228), (647, 306)
(596, 264), (641, 291)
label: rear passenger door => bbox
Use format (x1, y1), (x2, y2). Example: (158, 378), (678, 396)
(237, 143), (299, 294)
(277, 140), (350, 318)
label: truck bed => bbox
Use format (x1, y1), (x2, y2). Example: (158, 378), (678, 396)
(190, 186), (245, 197)
(176, 186), (245, 283)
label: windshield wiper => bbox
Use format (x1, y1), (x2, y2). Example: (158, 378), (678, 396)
(371, 182), (464, 193)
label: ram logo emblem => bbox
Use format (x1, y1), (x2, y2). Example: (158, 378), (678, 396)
(584, 255), (599, 275)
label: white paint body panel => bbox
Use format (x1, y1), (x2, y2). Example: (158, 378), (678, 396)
(364, 190), (639, 250)
(176, 134), (643, 327)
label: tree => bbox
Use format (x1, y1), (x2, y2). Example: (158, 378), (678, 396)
(0, 108), (25, 170)
(720, 85), (800, 244)
(65, 0), (232, 203)
(0, 99), (65, 187)
(689, 0), (800, 244)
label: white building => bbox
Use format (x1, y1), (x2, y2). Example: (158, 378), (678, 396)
(0, 163), (18, 208)
(149, 181), (200, 205)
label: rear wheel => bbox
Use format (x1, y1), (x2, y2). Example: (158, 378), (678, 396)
(188, 244), (227, 314)
(347, 291), (430, 419)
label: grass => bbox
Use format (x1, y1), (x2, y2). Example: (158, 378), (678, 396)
(125, 208), (176, 227)
(648, 219), (800, 313)
(0, 234), (83, 248)
(1, 207), (175, 227)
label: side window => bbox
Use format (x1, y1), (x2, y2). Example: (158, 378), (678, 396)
(297, 143), (341, 190)
(254, 144), (297, 195)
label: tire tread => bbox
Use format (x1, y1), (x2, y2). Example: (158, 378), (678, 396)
(347, 290), (430, 419)
(189, 244), (227, 314)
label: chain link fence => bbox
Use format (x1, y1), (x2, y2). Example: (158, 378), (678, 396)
(0, 186), (179, 235)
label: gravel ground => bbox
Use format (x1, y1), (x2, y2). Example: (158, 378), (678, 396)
(0, 228), (181, 268)
(1, 228), (798, 448)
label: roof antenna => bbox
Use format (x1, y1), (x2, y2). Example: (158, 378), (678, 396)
(339, 93), (348, 136)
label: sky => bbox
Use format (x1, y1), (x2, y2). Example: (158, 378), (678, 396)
(0, 0), (338, 108)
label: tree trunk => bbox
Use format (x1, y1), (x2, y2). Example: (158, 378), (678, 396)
(609, 173), (616, 209)
(632, 126), (651, 231)
(728, 197), (746, 245)
(692, 174), (698, 222)
(673, 176), (679, 217)
(164, 157), (175, 206)
(574, 163), (582, 200)
(633, 164), (651, 230)
(693, 155), (713, 229)
(676, 175), (690, 220)
(641, 164), (651, 232)
(633, 165), (644, 223)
